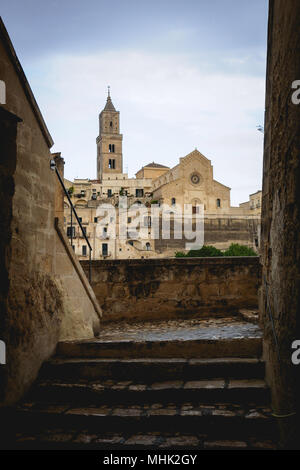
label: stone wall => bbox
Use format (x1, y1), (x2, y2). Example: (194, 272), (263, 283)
(260, 0), (300, 449)
(0, 19), (101, 406)
(154, 216), (260, 253)
(82, 257), (261, 322)
(55, 218), (101, 341)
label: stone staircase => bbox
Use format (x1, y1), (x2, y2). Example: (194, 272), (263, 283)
(3, 320), (278, 450)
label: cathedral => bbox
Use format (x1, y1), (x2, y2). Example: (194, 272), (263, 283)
(63, 91), (261, 260)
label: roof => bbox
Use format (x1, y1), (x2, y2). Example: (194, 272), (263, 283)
(250, 190), (262, 197)
(144, 162), (169, 169)
(103, 95), (116, 112)
(0, 17), (54, 148)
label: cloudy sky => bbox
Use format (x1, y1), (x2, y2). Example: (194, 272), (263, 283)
(2, 0), (268, 205)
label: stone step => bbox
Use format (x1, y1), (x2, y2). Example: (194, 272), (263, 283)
(40, 357), (265, 382)
(9, 402), (276, 442)
(56, 337), (262, 359)
(9, 430), (277, 450)
(30, 378), (269, 405)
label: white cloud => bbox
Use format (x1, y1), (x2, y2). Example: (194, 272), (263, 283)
(27, 49), (265, 205)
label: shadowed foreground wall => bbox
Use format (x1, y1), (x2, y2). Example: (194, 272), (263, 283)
(82, 257), (261, 322)
(0, 19), (100, 407)
(260, 0), (300, 449)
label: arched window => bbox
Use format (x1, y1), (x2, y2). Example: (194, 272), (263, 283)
(216, 198), (221, 208)
(171, 197), (176, 205)
(146, 242), (151, 251)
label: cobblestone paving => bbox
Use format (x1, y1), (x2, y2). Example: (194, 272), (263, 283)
(97, 317), (262, 342)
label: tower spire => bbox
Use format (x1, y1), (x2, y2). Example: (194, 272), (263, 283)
(97, 90), (123, 180)
(103, 86), (116, 112)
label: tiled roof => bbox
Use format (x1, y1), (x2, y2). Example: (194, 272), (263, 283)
(144, 162), (169, 169)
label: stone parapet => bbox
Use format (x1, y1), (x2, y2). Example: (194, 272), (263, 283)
(81, 257), (261, 322)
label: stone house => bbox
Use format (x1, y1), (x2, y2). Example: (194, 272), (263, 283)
(64, 93), (261, 259)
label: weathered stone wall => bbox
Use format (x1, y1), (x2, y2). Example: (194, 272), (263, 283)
(260, 0), (300, 449)
(155, 217), (260, 253)
(82, 257), (261, 322)
(55, 218), (101, 341)
(0, 20), (100, 406)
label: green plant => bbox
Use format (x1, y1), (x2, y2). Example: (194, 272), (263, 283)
(150, 200), (159, 204)
(175, 244), (257, 258)
(223, 243), (257, 256)
(186, 245), (223, 257)
(67, 186), (74, 197)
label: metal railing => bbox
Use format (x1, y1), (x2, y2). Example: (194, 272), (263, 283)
(51, 160), (92, 283)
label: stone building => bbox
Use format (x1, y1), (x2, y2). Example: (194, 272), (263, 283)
(64, 91), (261, 260)
(239, 190), (262, 215)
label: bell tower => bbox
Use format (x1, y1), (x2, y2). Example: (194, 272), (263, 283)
(96, 87), (123, 180)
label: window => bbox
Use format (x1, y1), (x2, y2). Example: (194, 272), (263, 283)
(135, 188), (144, 197)
(146, 242), (151, 251)
(94, 217), (98, 223)
(108, 158), (115, 169)
(110, 121), (113, 127)
(171, 198), (176, 205)
(102, 243), (108, 256)
(107, 189), (112, 197)
(67, 226), (75, 238)
(78, 217), (82, 223)
(109, 144), (115, 153)
(192, 206), (199, 214)
(82, 245), (87, 256)
(82, 227), (86, 235)
(128, 217), (132, 223)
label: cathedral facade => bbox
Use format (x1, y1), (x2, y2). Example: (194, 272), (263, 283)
(63, 92), (261, 260)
